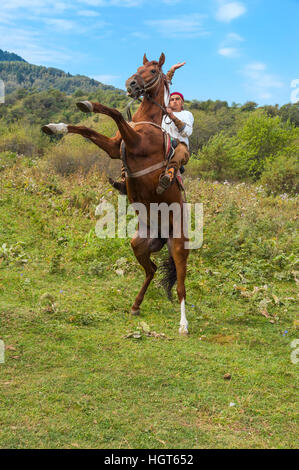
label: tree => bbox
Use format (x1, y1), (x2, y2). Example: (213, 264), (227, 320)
(232, 112), (299, 179)
(279, 103), (299, 127)
(240, 101), (258, 112)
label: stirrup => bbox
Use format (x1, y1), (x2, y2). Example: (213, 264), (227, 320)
(156, 167), (176, 195)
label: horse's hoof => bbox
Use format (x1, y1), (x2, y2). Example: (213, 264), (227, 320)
(131, 309), (140, 316)
(179, 326), (189, 336)
(41, 123), (68, 135)
(76, 101), (93, 113)
(110, 180), (127, 195)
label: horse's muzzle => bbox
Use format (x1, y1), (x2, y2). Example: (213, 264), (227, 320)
(125, 75), (144, 99)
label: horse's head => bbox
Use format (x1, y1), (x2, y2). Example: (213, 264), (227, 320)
(125, 53), (165, 99)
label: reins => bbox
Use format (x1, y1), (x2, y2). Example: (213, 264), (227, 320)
(121, 72), (171, 179)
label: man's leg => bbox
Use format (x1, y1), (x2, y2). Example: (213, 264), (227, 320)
(156, 143), (189, 195)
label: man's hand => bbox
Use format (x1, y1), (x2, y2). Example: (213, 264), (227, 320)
(170, 62), (186, 72)
(166, 107), (175, 119)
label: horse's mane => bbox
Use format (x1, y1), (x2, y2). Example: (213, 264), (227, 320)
(163, 73), (170, 95)
(147, 60), (170, 95)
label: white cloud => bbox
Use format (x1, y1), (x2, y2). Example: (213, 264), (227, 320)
(227, 32), (244, 41)
(146, 14), (209, 38)
(0, 12), (14, 24)
(78, 0), (143, 5)
(92, 74), (120, 85)
(0, 24), (73, 64)
(77, 9), (100, 16)
(216, 2), (246, 22)
(1, 0), (69, 13)
(218, 32), (244, 58)
(162, 0), (182, 4)
(242, 62), (284, 101)
(130, 31), (149, 39)
(218, 47), (239, 58)
(246, 62), (266, 72)
(44, 18), (76, 31)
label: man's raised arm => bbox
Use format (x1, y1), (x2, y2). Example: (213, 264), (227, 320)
(166, 61), (186, 83)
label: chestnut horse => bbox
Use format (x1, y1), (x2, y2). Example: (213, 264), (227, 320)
(42, 53), (189, 335)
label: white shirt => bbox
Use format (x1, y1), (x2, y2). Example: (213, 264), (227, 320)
(162, 110), (194, 148)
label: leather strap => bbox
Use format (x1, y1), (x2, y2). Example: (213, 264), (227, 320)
(121, 121), (167, 178)
(126, 160), (167, 179)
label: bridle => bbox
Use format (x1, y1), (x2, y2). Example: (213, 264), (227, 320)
(125, 69), (168, 120)
(134, 69), (163, 95)
(121, 67), (172, 179)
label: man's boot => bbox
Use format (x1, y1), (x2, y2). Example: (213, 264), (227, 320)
(156, 166), (176, 195)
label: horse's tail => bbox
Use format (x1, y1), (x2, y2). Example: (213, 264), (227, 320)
(160, 256), (177, 301)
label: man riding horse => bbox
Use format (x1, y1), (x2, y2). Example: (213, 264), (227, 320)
(158, 64), (194, 194)
(111, 61), (194, 195)
(42, 53), (191, 335)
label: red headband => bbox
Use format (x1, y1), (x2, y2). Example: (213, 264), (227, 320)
(170, 92), (184, 102)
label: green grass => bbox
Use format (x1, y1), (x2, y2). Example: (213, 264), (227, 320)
(0, 159), (298, 449)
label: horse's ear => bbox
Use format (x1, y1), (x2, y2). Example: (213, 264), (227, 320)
(143, 53), (149, 65)
(158, 53), (165, 68)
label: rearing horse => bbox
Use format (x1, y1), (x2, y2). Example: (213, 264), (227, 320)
(42, 53), (189, 335)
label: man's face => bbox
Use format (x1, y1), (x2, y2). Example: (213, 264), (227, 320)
(169, 94), (183, 112)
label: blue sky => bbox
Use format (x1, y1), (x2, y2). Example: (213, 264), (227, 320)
(0, 0), (298, 105)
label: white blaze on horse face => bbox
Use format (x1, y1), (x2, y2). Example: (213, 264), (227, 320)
(179, 298), (188, 334)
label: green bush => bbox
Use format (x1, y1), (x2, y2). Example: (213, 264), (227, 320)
(193, 132), (236, 181)
(231, 112), (298, 180)
(260, 145), (299, 195)
(0, 123), (49, 156)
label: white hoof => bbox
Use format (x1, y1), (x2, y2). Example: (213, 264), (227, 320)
(179, 299), (188, 335)
(179, 325), (189, 336)
(42, 123), (68, 135)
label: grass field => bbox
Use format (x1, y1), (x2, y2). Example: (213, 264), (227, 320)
(0, 156), (298, 449)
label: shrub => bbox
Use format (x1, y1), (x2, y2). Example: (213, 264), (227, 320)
(231, 112), (298, 180)
(185, 157), (202, 179)
(260, 145), (299, 195)
(0, 123), (49, 156)
(193, 132), (236, 181)
(45, 135), (121, 177)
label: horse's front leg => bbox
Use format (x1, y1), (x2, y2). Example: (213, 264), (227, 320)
(41, 123), (121, 159)
(77, 101), (141, 149)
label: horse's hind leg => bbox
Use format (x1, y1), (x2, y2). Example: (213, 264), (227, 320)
(130, 234), (160, 315)
(41, 124), (121, 158)
(168, 237), (189, 335)
(77, 101), (140, 149)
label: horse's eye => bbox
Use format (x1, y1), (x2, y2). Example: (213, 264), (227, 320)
(151, 69), (156, 74)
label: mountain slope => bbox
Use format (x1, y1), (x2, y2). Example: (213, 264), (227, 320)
(0, 49), (27, 63)
(0, 58), (120, 95)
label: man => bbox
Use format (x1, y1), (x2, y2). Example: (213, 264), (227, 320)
(157, 86), (194, 194)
